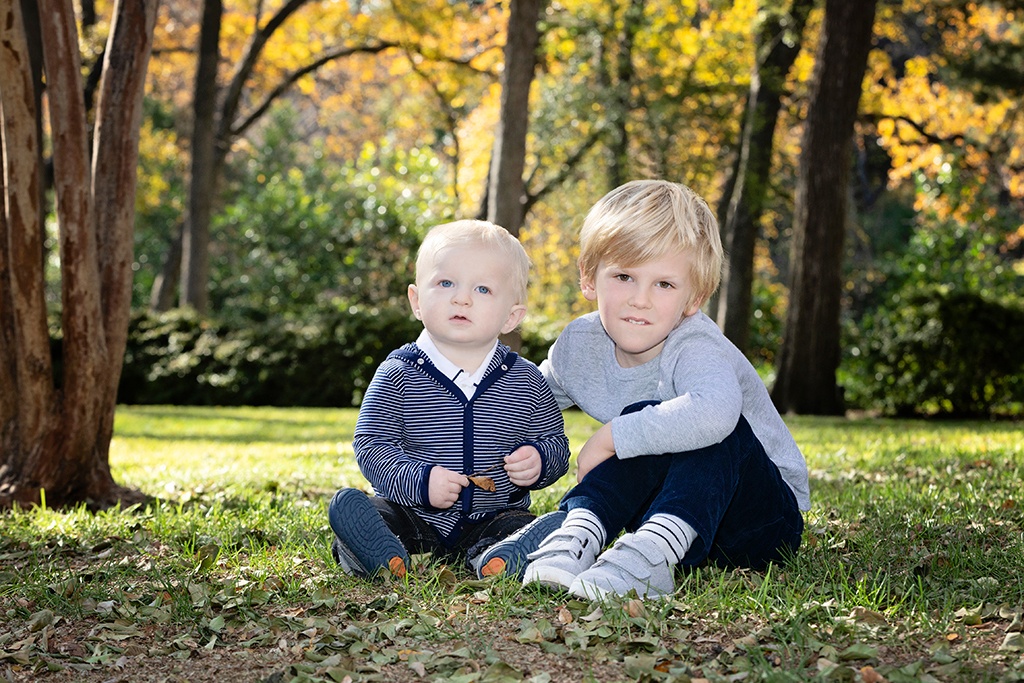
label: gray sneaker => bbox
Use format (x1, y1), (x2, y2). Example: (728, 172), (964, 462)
(521, 527), (600, 590)
(474, 511), (567, 580)
(568, 533), (675, 600)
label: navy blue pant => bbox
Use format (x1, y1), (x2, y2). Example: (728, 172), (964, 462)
(559, 407), (803, 570)
(330, 492), (536, 570)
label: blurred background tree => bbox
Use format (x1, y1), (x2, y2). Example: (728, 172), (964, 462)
(18, 0), (1024, 430)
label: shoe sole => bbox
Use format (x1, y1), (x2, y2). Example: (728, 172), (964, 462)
(329, 489), (408, 578)
(476, 511), (567, 580)
(569, 576), (672, 600)
(522, 563), (579, 591)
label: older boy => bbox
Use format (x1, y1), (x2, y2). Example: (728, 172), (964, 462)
(328, 220), (570, 579)
(481, 180), (809, 599)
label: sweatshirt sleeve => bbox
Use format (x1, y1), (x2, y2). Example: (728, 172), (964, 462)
(610, 329), (744, 458)
(353, 361), (433, 507)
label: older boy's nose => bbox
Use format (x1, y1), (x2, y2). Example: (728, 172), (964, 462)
(629, 288), (652, 308)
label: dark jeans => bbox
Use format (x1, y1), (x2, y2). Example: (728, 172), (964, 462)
(339, 493), (537, 571)
(560, 406), (803, 570)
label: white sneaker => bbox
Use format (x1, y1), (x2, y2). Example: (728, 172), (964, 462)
(568, 533), (675, 600)
(521, 528), (599, 590)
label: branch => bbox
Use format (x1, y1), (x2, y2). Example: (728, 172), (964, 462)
(523, 128), (605, 214)
(231, 40), (399, 138)
(217, 0), (312, 144)
(891, 114), (967, 147)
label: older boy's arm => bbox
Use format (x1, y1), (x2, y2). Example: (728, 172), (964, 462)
(612, 354), (742, 458)
(539, 356), (577, 410)
(576, 422), (615, 482)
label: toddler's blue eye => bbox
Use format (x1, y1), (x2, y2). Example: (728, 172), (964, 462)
(476, 286), (491, 295)
(439, 280), (453, 288)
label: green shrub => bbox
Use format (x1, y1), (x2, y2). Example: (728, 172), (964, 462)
(119, 307), (422, 407)
(844, 287), (1024, 417)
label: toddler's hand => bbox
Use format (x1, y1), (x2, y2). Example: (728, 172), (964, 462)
(505, 445), (542, 487)
(428, 466), (469, 509)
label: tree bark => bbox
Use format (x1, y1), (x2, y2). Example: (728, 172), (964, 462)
(180, 0), (223, 314)
(487, 0), (543, 235)
(0, 0), (158, 510)
(771, 0), (878, 415)
(607, 0), (643, 192)
(714, 0), (813, 353)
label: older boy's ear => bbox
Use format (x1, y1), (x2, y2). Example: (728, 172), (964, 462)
(684, 294), (708, 318)
(579, 268), (597, 301)
(501, 304), (527, 335)
(407, 284), (423, 320)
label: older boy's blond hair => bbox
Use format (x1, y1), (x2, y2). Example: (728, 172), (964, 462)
(578, 180), (723, 309)
(415, 220), (531, 304)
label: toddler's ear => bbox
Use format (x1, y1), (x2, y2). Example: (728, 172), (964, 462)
(501, 304), (527, 334)
(407, 284), (423, 320)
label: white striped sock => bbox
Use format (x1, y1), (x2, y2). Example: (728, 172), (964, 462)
(636, 513), (697, 565)
(563, 507), (606, 549)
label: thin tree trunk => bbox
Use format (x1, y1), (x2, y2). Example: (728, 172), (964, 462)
(607, 0), (643, 191)
(180, 0), (222, 314)
(487, 0), (543, 235)
(715, 0), (813, 353)
(771, 0), (878, 415)
(1, 0), (56, 457)
(150, 223), (183, 311)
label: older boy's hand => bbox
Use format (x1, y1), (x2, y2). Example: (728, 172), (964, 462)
(505, 445), (542, 487)
(576, 422), (616, 482)
(428, 466), (469, 509)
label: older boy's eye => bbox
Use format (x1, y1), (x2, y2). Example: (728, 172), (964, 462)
(614, 273), (631, 282)
(657, 281), (675, 289)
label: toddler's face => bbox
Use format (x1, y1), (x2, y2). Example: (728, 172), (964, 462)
(581, 250), (699, 368)
(409, 244), (525, 362)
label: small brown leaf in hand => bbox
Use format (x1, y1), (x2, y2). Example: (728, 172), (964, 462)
(468, 475), (496, 492)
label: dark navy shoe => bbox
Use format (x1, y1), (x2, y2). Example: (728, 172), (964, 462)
(475, 510), (567, 580)
(328, 488), (409, 578)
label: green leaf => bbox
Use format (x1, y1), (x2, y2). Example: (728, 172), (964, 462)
(839, 643), (879, 661)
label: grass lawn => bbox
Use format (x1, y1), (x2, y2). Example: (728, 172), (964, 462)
(1, 406), (1022, 682)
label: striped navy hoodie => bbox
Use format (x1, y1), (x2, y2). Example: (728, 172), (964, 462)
(353, 342), (570, 543)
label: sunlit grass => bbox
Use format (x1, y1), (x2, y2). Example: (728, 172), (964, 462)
(2, 406), (1022, 681)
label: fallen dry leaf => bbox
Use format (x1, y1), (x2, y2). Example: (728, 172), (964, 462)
(860, 664), (886, 682)
(468, 475), (496, 492)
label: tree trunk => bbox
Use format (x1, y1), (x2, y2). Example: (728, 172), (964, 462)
(771, 0), (878, 415)
(180, 0), (222, 315)
(714, 0), (813, 353)
(487, 0), (543, 352)
(149, 223), (183, 311)
(607, 0), (643, 192)
(487, 0), (542, 235)
(0, 0), (158, 510)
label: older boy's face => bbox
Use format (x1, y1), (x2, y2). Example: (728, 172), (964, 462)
(408, 244), (526, 368)
(581, 251), (700, 368)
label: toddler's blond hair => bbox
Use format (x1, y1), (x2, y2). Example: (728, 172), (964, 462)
(415, 220), (531, 304)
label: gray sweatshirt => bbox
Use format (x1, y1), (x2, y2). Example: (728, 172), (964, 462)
(540, 310), (811, 511)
